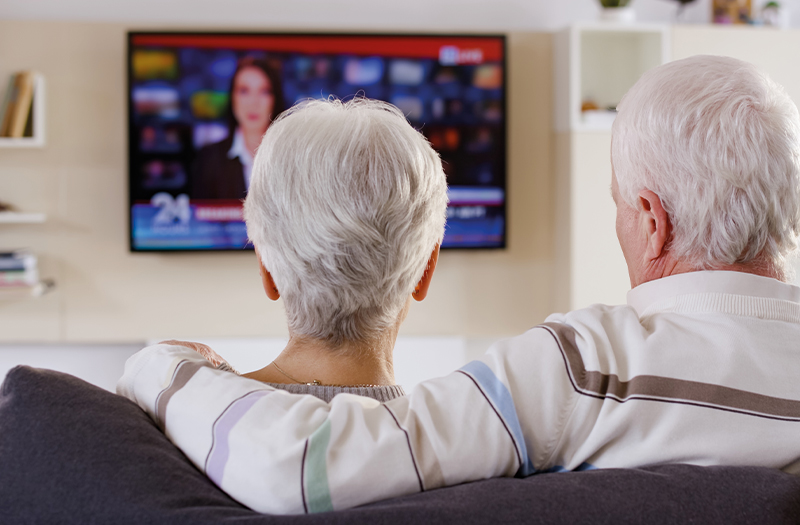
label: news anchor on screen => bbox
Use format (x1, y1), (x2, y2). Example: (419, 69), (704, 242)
(191, 56), (285, 200)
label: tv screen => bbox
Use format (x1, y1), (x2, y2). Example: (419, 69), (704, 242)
(128, 32), (507, 251)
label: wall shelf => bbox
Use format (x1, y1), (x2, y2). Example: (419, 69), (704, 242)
(552, 23), (670, 311)
(0, 212), (47, 224)
(0, 278), (56, 298)
(554, 23), (670, 133)
(0, 137), (45, 148)
(0, 74), (45, 148)
(0, 72), (50, 304)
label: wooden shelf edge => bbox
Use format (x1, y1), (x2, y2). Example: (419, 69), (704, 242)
(0, 75), (45, 148)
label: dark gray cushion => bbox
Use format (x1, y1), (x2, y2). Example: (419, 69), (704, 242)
(1, 365), (799, 524)
(0, 366), (269, 524)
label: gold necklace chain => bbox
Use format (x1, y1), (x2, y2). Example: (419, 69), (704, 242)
(271, 361), (322, 385)
(269, 361), (386, 388)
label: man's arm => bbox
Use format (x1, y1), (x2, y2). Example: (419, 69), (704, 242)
(117, 329), (577, 515)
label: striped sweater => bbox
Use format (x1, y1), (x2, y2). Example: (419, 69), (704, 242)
(117, 271), (800, 515)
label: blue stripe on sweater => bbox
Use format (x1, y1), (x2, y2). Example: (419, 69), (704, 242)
(545, 462), (596, 473)
(459, 360), (536, 476)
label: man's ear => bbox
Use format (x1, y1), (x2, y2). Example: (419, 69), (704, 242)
(637, 189), (671, 262)
(412, 244), (440, 301)
(256, 251), (280, 301)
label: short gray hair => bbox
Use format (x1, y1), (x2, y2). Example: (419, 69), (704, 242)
(612, 55), (800, 274)
(244, 98), (448, 345)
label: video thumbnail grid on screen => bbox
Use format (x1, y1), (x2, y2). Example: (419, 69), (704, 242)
(128, 33), (507, 251)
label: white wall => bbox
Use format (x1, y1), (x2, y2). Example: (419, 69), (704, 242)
(0, 25), (556, 344)
(0, 343), (142, 391)
(0, 20), (555, 388)
(0, 0), (717, 29)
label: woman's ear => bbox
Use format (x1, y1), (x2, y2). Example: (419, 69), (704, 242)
(256, 251), (280, 301)
(412, 244), (440, 301)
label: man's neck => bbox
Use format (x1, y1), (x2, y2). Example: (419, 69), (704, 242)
(242, 331), (398, 387)
(636, 254), (785, 288)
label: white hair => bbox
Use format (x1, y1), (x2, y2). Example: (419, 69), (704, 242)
(244, 98), (448, 345)
(612, 55), (800, 275)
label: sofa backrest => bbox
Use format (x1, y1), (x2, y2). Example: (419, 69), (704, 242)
(1, 365), (799, 524)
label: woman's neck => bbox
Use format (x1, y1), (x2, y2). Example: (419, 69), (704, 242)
(242, 331), (398, 387)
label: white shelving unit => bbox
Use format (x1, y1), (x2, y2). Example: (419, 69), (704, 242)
(552, 23), (670, 311)
(0, 74), (45, 148)
(554, 23), (670, 133)
(0, 73), (52, 296)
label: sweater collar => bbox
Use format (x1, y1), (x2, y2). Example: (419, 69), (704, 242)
(626, 270), (800, 317)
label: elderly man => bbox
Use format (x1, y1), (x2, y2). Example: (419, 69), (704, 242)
(118, 55), (800, 515)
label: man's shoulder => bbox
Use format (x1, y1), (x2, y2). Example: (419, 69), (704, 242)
(538, 303), (643, 349)
(507, 303), (652, 378)
(544, 302), (638, 325)
(476, 304), (641, 382)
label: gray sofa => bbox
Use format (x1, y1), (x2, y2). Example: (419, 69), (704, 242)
(2, 365), (799, 524)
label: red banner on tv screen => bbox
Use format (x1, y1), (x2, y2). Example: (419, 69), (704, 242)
(130, 34), (503, 63)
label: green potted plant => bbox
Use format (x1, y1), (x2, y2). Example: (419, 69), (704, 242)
(761, 1), (788, 28)
(599, 0), (635, 22)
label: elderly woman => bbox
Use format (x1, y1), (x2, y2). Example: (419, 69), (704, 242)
(170, 98), (448, 402)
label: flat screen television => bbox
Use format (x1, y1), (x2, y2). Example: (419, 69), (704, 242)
(128, 32), (507, 251)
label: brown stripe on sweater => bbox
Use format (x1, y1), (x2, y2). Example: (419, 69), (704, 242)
(538, 322), (800, 422)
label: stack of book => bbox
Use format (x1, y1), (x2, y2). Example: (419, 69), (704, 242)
(0, 251), (39, 289)
(0, 71), (36, 138)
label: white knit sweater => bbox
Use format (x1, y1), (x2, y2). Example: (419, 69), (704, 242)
(118, 271), (800, 515)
